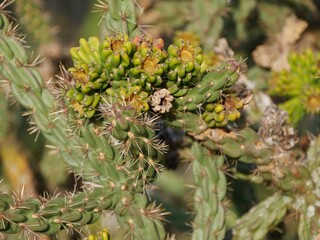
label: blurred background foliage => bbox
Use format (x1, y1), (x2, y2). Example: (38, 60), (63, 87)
(0, 0), (320, 239)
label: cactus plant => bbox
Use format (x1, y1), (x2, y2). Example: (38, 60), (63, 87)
(1, 0), (320, 240)
(268, 49), (320, 125)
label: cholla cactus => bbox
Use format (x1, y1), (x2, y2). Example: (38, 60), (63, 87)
(269, 49), (320, 125)
(2, 1), (320, 240)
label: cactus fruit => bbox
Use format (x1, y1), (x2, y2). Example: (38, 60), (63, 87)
(202, 95), (244, 127)
(166, 39), (203, 86)
(130, 36), (167, 90)
(65, 32), (251, 133)
(88, 228), (111, 240)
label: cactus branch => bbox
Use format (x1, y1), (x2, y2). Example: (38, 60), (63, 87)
(0, 188), (116, 235)
(101, 0), (140, 38)
(232, 194), (292, 240)
(191, 142), (227, 240)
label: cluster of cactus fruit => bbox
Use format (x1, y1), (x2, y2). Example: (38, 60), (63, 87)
(88, 229), (111, 240)
(1, 0), (320, 239)
(65, 32), (248, 128)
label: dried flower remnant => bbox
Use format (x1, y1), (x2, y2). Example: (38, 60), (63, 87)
(258, 104), (297, 150)
(150, 89), (173, 113)
(253, 15), (307, 71)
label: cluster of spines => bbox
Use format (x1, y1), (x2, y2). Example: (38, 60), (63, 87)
(98, 102), (167, 185)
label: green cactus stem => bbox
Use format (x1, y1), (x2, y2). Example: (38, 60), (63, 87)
(0, 91), (10, 139)
(0, 188), (118, 235)
(191, 142), (227, 240)
(295, 135), (320, 240)
(101, 0), (140, 38)
(225, 105), (320, 239)
(232, 194), (292, 240)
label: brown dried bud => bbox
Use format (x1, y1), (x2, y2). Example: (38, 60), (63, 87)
(150, 89), (173, 113)
(258, 104), (298, 150)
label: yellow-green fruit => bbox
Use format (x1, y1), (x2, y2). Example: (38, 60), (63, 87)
(214, 104), (225, 113)
(101, 33), (136, 78)
(88, 228), (111, 240)
(215, 110), (226, 123)
(166, 39), (204, 86)
(129, 37), (168, 91)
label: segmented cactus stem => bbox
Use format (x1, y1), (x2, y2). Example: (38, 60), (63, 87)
(0, 188), (116, 235)
(232, 194), (292, 240)
(191, 142), (227, 240)
(101, 0), (140, 38)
